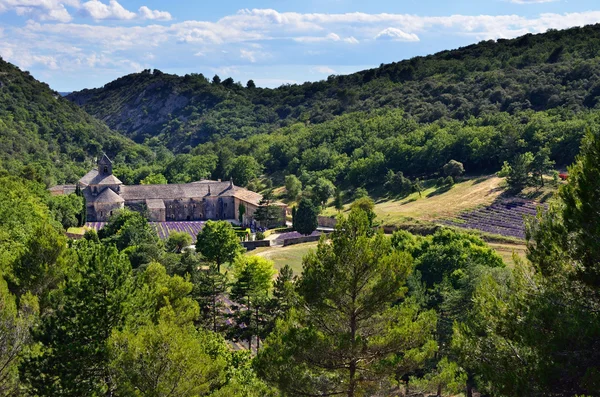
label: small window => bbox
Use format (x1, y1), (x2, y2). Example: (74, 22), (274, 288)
(110, 211), (113, 216)
(100, 211), (103, 217)
(169, 205), (173, 209)
(224, 203), (227, 208)
(103, 166), (108, 173)
(184, 205), (187, 209)
(193, 204), (196, 208)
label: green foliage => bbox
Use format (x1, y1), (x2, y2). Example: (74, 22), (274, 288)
(21, 241), (132, 396)
(385, 170), (412, 196)
(350, 196), (376, 228)
(109, 316), (227, 397)
(228, 155), (262, 187)
(253, 190), (282, 228)
(165, 231), (193, 253)
(284, 174), (302, 200)
(453, 130), (600, 396)
(310, 177), (335, 205)
(196, 220), (243, 270)
(0, 276), (38, 395)
(48, 194), (84, 229)
(140, 172), (167, 185)
(0, 57), (147, 185)
(442, 160), (465, 178)
(255, 231), (265, 241)
(230, 256), (276, 350)
(256, 207), (437, 396)
(193, 263), (228, 332)
(238, 202), (246, 224)
(294, 198), (318, 236)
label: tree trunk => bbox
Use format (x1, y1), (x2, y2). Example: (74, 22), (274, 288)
(247, 295), (252, 351)
(212, 283), (217, 332)
(256, 305), (260, 351)
(437, 384), (442, 397)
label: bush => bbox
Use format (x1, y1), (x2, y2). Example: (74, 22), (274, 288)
(255, 231), (265, 240)
(444, 176), (455, 186)
(354, 187), (369, 200)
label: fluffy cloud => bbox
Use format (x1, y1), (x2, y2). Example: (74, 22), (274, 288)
(138, 5), (171, 21)
(80, 0), (135, 20)
(2, 7), (600, 89)
(375, 28), (420, 42)
(0, 0), (79, 22)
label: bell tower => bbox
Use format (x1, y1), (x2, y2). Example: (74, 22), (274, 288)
(98, 153), (113, 176)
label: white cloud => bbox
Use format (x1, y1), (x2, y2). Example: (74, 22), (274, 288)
(80, 0), (135, 20)
(311, 65), (336, 74)
(138, 5), (171, 21)
(3, 7), (600, 89)
(375, 27), (420, 42)
(0, 0), (78, 22)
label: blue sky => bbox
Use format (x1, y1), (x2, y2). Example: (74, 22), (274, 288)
(0, 0), (599, 91)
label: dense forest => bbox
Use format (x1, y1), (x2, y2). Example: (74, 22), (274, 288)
(2, 131), (600, 396)
(69, 24), (600, 152)
(0, 57), (152, 186)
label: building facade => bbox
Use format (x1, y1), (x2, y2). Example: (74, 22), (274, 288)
(71, 154), (284, 224)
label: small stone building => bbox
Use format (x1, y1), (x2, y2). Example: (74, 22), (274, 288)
(71, 154), (284, 224)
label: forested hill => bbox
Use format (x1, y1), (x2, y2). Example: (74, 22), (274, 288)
(68, 23), (600, 152)
(0, 57), (148, 186)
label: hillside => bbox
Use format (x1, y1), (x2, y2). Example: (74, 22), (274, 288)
(68, 24), (600, 151)
(0, 57), (149, 186)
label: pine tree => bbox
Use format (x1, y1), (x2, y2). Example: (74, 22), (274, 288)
(255, 207), (437, 397)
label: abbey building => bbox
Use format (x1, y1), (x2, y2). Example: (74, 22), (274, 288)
(52, 154), (284, 224)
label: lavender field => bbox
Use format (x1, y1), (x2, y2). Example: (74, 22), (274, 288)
(441, 199), (543, 239)
(85, 221), (205, 242)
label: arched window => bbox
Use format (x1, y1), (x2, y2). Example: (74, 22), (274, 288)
(100, 211), (103, 217)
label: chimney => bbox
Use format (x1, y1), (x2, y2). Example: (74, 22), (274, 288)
(207, 185), (211, 196)
(229, 177), (234, 188)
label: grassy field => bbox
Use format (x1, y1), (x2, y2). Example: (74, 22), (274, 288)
(323, 175), (506, 225)
(488, 242), (528, 266)
(248, 242), (318, 275)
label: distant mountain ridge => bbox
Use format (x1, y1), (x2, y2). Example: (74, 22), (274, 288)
(67, 24), (600, 152)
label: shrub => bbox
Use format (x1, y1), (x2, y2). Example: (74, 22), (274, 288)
(256, 231), (265, 241)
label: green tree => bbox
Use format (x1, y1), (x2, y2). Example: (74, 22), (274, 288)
(500, 152), (534, 193)
(530, 147), (554, 188)
(0, 276), (38, 396)
(140, 172), (168, 185)
(294, 197), (318, 236)
(253, 190), (282, 228)
(413, 178), (424, 197)
(311, 177), (335, 206)
(21, 241), (132, 396)
(109, 315), (227, 397)
(442, 160), (465, 178)
(333, 189), (344, 211)
(229, 256), (276, 351)
(229, 156), (262, 187)
(196, 220), (243, 271)
(238, 202), (246, 224)
(284, 174), (302, 200)
(193, 264), (229, 332)
(165, 231), (193, 253)
(48, 194), (84, 230)
(255, 207), (437, 397)
(350, 196), (376, 228)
